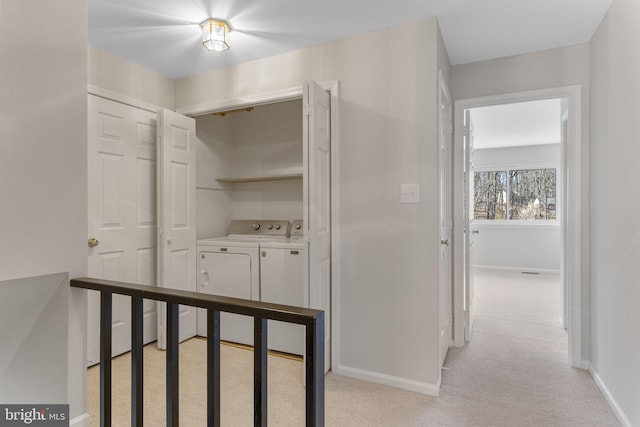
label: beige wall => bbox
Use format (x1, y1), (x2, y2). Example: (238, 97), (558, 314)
(178, 18), (448, 393)
(590, 0), (640, 424)
(0, 0), (88, 423)
(89, 45), (175, 110)
(451, 44), (590, 100)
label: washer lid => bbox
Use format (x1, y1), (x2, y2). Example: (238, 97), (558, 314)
(196, 236), (260, 248)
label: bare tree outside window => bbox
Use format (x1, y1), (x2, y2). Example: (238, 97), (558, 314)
(474, 171), (506, 219)
(509, 169), (556, 220)
(474, 168), (556, 221)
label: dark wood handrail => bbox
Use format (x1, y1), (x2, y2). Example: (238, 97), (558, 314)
(71, 277), (325, 427)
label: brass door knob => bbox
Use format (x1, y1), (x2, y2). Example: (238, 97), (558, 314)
(88, 238), (99, 248)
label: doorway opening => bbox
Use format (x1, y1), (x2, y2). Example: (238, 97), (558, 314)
(453, 86), (586, 368)
(467, 98), (565, 344)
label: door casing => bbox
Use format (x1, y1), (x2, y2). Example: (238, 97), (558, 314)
(176, 81), (341, 371)
(452, 85), (587, 368)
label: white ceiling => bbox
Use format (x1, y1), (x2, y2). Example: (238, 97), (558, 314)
(470, 98), (562, 150)
(88, 0), (613, 79)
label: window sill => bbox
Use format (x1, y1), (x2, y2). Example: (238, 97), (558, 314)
(472, 221), (560, 229)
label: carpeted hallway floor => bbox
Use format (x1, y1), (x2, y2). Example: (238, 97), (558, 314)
(87, 269), (619, 426)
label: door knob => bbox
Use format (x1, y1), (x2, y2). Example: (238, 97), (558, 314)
(440, 239), (449, 246)
(88, 238), (99, 248)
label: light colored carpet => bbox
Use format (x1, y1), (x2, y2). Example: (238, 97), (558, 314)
(87, 270), (619, 426)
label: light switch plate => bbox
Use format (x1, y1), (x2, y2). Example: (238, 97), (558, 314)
(400, 184), (420, 204)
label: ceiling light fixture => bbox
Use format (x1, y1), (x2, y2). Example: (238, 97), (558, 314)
(201, 19), (231, 52)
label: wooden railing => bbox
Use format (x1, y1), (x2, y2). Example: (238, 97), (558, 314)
(71, 278), (325, 427)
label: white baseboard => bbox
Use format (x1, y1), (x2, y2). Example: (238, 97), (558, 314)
(334, 364), (440, 396)
(473, 264), (561, 275)
(589, 365), (632, 427)
(69, 413), (90, 427)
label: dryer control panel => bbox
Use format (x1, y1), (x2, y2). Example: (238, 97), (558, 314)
(226, 220), (291, 238)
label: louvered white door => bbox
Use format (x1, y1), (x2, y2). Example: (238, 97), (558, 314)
(156, 109), (197, 349)
(87, 95), (158, 365)
(303, 81), (331, 372)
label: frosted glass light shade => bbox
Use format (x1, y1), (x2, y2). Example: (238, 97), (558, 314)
(201, 19), (230, 52)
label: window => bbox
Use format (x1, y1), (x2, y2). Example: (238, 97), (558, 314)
(474, 168), (556, 221)
(474, 171), (506, 220)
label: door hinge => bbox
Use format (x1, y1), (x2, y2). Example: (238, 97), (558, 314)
(447, 121), (453, 135)
(303, 103), (311, 117)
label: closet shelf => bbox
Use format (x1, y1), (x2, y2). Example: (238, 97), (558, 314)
(216, 173), (303, 183)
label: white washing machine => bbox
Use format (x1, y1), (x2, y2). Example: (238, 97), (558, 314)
(196, 220), (291, 346)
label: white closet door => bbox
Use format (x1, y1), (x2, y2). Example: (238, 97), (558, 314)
(303, 81), (331, 371)
(87, 95), (158, 364)
(439, 76), (453, 367)
(157, 109), (197, 348)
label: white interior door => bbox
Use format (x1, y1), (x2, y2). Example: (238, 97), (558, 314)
(87, 95), (158, 365)
(438, 76), (453, 366)
(157, 109), (197, 349)
(303, 81), (331, 372)
(464, 109), (476, 341)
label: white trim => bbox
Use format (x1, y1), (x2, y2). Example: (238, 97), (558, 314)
(334, 364), (440, 396)
(453, 85), (586, 369)
(473, 162), (561, 172)
(69, 413), (90, 427)
(473, 264), (561, 275)
(328, 80), (341, 373)
(472, 221), (560, 229)
(87, 84), (160, 113)
(177, 87), (301, 116)
(589, 365), (633, 427)
(175, 82), (337, 117)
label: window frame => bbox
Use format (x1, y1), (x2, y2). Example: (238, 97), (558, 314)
(472, 162), (561, 226)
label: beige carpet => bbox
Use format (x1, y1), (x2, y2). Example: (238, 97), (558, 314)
(88, 270), (619, 426)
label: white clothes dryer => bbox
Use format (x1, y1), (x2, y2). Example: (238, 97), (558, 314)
(196, 237), (259, 346)
(196, 220), (291, 346)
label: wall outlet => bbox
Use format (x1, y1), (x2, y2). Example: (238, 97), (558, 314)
(400, 184), (420, 204)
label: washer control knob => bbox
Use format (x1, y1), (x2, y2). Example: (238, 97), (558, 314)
(252, 223), (260, 230)
(267, 224), (274, 230)
(275, 224), (281, 230)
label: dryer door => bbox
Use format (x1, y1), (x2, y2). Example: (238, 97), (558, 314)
(197, 251), (254, 345)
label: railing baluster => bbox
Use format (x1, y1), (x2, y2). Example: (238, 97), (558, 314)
(71, 278), (325, 427)
(253, 317), (268, 427)
(166, 302), (179, 427)
(306, 313), (325, 427)
(100, 291), (112, 427)
(131, 296), (144, 426)
(207, 310), (221, 427)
